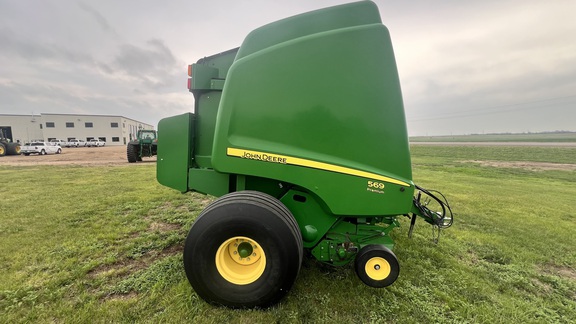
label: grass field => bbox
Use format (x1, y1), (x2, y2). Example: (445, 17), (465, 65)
(1, 145), (575, 323)
(410, 131), (576, 143)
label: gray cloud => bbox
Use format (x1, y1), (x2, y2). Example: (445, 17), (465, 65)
(110, 39), (181, 90)
(1, 0), (575, 135)
(76, 1), (114, 33)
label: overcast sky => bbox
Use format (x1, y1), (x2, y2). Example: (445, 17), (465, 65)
(1, 0), (575, 136)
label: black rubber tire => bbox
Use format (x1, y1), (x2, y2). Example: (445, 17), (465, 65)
(354, 245), (400, 288)
(183, 191), (303, 308)
(40, 149), (46, 155)
(6, 143), (20, 155)
(0, 143), (5, 157)
(127, 144), (138, 163)
(56, 148), (62, 154)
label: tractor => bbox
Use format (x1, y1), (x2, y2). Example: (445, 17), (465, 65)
(126, 129), (157, 163)
(156, 1), (452, 308)
(0, 129), (21, 156)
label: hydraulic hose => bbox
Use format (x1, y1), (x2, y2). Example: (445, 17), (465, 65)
(413, 185), (454, 229)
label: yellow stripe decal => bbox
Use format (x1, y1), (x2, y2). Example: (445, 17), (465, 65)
(226, 147), (410, 187)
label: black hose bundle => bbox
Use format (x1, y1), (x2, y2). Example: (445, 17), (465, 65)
(413, 185), (454, 229)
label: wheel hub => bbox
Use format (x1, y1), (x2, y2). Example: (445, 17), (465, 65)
(216, 236), (266, 285)
(365, 257), (391, 280)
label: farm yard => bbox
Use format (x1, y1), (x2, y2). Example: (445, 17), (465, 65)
(1, 143), (575, 323)
(0, 146), (154, 166)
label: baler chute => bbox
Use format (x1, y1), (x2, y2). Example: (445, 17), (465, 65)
(157, 0), (452, 308)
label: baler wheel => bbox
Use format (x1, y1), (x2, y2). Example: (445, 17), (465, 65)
(0, 143), (5, 156)
(355, 245), (399, 288)
(183, 191), (303, 308)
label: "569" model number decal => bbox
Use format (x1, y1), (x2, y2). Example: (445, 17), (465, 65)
(367, 181), (385, 189)
(367, 180), (385, 194)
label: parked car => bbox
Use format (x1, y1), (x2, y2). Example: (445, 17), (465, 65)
(49, 139), (67, 147)
(67, 139), (86, 147)
(87, 139), (105, 147)
(20, 142), (62, 155)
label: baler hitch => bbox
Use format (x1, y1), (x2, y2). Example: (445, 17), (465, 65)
(409, 185), (453, 243)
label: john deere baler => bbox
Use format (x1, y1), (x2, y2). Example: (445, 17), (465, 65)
(157, 0), (452, 308)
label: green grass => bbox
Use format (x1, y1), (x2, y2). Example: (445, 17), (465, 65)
(1, 146), (575, 323)
(410, 132), (576, 142)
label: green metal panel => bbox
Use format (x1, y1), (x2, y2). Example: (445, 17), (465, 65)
(157, 113), (193, 192)
(188, 49), (239, 169)
(188, 169), (229, 196)
(210, 79), (225, 90)
(194, 48), (239, 80)
(212, 2), (414, 216)
(280, 189), (338, 249)
(236, 1), (382, 60)
(242, 176), (287, 199)
(190, 64), (218, 90)
(193, 92), (221, 168)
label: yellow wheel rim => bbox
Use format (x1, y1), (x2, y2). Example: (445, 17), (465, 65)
(215, 236), (266, 285)
(0, 146), (4, 155)
(365, 257), (391, 281)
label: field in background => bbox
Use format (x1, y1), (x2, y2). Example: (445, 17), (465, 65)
(1, 145), (575, 323)
(410, 131), (576, 143)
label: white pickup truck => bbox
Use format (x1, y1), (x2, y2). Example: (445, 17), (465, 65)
(20, 142), (62, 155)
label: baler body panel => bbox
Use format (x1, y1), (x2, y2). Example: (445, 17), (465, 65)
(157, 113), (194, 192)
(212, 3), (413, 215)
(193, 92), (221, 169)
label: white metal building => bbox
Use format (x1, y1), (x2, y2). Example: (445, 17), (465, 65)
(0, 113), (154, 146)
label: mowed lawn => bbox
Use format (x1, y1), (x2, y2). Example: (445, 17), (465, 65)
(1, 145), (575, 323)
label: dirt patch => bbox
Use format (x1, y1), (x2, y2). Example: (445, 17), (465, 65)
(88, 244), (182, 280)
(462, 160), (576, 171)
(103, 291), (138, 301)
(148, 221), (181, 233)
(552, 266), (576, 281)
(0, 145), (156, 166)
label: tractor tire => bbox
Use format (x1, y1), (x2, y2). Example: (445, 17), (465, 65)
(127, 144), (138, 163)
(0, 143), (5, 156)
(6, 143), (21, 155)
(183, 191), (303, 308)
(354, 245), (400, 288)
